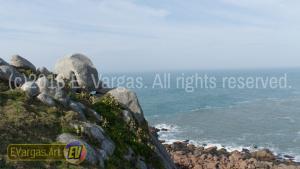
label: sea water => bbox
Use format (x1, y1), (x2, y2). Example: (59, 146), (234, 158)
(104, 68), (300, 161)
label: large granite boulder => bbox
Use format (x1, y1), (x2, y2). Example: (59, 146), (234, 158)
(54, 54), (99, 91)
(0, 65), (25, 85)
(108, 87), (146, 125)
(10, 55), (36, 72)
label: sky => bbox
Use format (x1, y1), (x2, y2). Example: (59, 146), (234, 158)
(0, 0), (300, 72)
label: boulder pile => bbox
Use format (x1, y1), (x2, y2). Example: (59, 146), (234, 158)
(163, 141), (300, 169)
(0, 54), (176, 169)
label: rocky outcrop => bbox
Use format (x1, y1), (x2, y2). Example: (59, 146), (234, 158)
(36, 67), (51, 76)
(57, 133), (105, 168)
(56, 121), (116, 168)
(37, 93), (55, 106)
(251, 149), (276, 161)
(54, 53), (99, 91)
(0, 65), (25, 85)
(36, 76), (50, 94)
(10, 55), (36, 72)
(81, 122), (115, 158)
(0, 58), (9, 66)
(108, 87), (146, 125)
(21, 81), (39, 97)
(69, 100), (87, 121)
(151, 133), (179, 169)
(0, 55), (177, 169)
(164, 141), (300, 169)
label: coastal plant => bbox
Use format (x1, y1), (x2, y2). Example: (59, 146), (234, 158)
(91, 94), (164, 169)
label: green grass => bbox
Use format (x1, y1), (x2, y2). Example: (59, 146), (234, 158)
(0, 89), (77, 169)
(0, 82), (164, 169)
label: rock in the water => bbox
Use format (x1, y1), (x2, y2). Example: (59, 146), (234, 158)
(21, 81), (39, 97)
(37, 93), (55, 106)
(54, 53), (99, 91)
(0, 58), (9, 66)
(108, 87), (146, 125)
(284, 155), (295, 159)
(0, 65), (25, 85)
(10, 55), (36, 72)
(37, 67), (51, 76)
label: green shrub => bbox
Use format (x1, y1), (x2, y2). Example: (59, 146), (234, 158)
(92, 94), (164, 169)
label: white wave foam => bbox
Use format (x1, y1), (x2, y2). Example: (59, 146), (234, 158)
(295, 155), (300, 162)
(188, 140), (252, 152)
(154, 123), (300, 162)
(155, 123), (180, 132)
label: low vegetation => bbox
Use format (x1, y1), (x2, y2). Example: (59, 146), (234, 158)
(0, 80), (163, 169)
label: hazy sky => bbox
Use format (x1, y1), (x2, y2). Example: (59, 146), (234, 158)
(1, 0), (300, 72)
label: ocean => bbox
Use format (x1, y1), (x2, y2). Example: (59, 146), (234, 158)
(103, 68), (300, 161)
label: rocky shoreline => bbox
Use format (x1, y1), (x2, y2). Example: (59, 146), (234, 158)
(150, 127), (300, 169)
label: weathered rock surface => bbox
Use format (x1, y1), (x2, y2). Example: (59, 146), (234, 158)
(37, 93), (55, 106)
(0, 65), (25, 84)
(36, 76), (50, 94)
(37, 66), (51, 76)
(21, 81), (39, 97)
(82, 122), (115, 158)
(122, 110), (134, 123)
(251, 149), (276, 161)
(151, 134), (179, 169)
(54, 87), (70, 107)
(164, 141), (300, 169)
(57, 122), (115, 168)
(0, 58), (9, 66)
(57, 133), (104, 168)
(69, 100), (87, 121)
(10, 55), (36, 72)
(54, 53), (99, 91)
(108, 87), (146, 125)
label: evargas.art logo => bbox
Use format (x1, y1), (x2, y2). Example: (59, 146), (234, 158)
(64, 141), (87, 165)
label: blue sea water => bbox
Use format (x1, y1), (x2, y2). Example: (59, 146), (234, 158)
(104, 68), (300, 161)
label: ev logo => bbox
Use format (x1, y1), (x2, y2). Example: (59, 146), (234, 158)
(64, 141), (87, 165)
